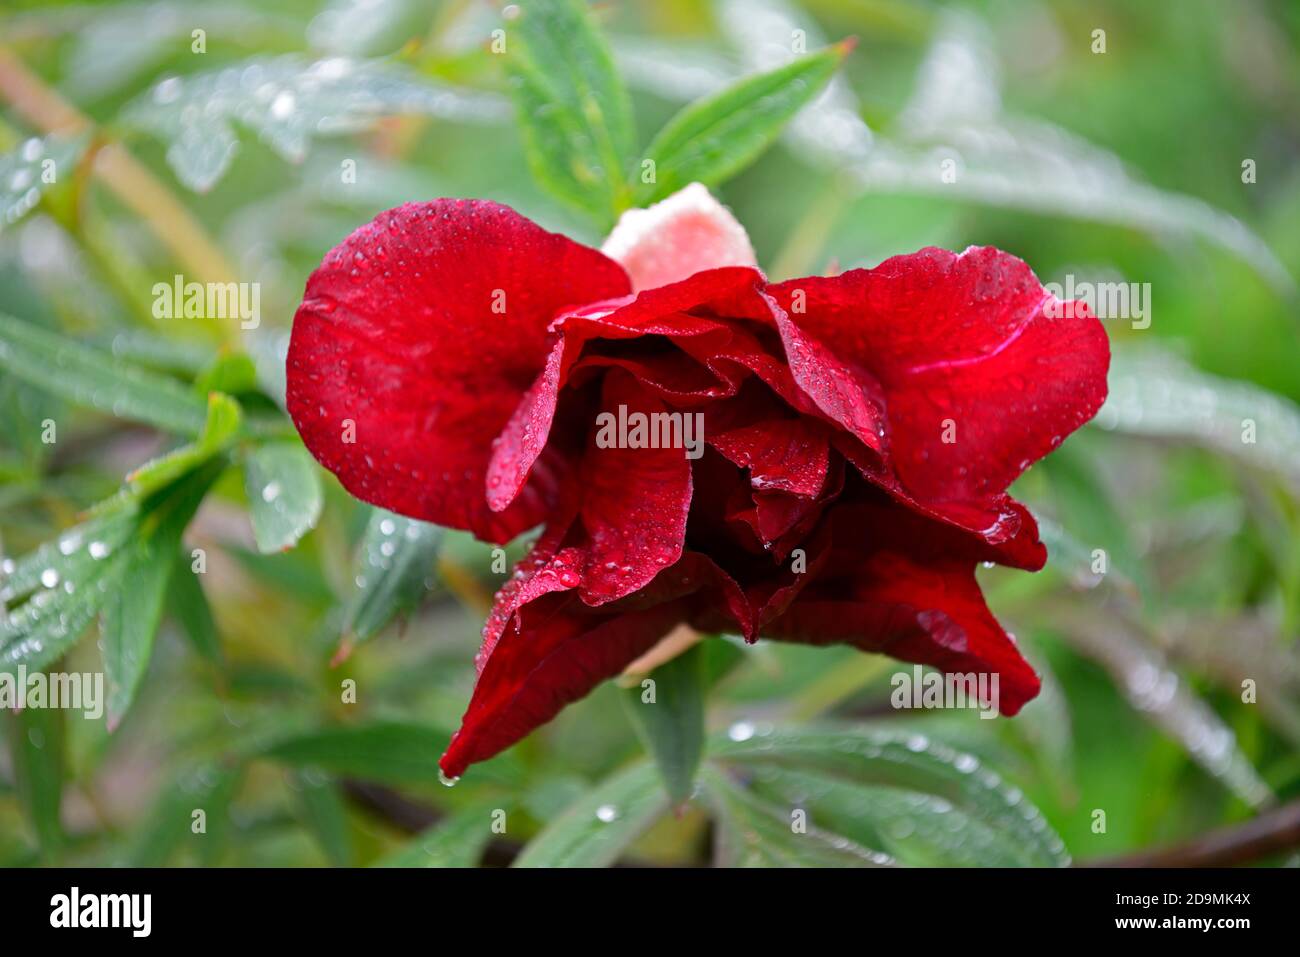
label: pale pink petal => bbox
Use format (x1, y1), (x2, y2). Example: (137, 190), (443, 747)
(601, 183), (758, 292)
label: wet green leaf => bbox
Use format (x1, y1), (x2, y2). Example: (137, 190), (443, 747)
(340, 509), (442, 650)
(125, 55), (506, 192)
(513, 761), (666, 868)
(0, 135), (86, 234)
(243, 442), (323, 553)
(700, 764), (893, 867)
(635, 42), (848, 204)
(101, 465), (220, 726)
(506, 0), (636, 220)
(0, 311), (208, 435)
(712, 723), (1070, 866)
(123, 391), (242, 500)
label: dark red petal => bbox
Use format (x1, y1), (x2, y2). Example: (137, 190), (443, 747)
(706, 385), (831, 497)
(575, 371), (693, 604)
(287, 199), (630, 542)
(763, 499), (1041, 713)
(442, 550), (750, 777)
(440, 594), (688, 777)
(769, 247), (1108, 549)
(575, 347), (739, 405)
(771, 306), (888, 454)
(485, 268), (769, 514)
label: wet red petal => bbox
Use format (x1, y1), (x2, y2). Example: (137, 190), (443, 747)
(442, 550), (751, 777)
(441, 593), (688, 777)
(575, 370), (694, 604)
(287, 199), (629, 542)
(706, 384), (832, 497)
(769, 246), (1109, 554)
(763, 498), (1040, 713)
(485, 268), (770, 514)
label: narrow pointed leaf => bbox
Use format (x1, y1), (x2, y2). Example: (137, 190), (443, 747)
(712, 724), (1071, 866)
(167, 555), (222, 663)
(3, 703), (65, 855)
(100, 465), (220, 727)
(262, 721), (453, 786)
(621, 644), (705, 805)
(513, 761), (667, 868)
(700, 764), (893, 867)
(0, 311), (208, 435)
(375, 803), (500, 868)
(506, 0), (636, 220)
(635, 42), (849, 203)
(291, 771), (354, 867)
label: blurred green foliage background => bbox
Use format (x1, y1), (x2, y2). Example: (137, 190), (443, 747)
(0, 0), (1297, 867)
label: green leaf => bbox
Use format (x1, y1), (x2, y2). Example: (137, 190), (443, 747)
(122, 391), (242, 500)
(3, 703), (65, 855)
(262, 721), (452, 787)
(290, 771), (353, 867)
(0, 135), (86, 234)
(745, 764), (1040, 867)
(0, 507), (138, 605)
(1098, 347), (1300, 493)
(375, 803), (500, 868)
(195, 352), (258, 396)
(100, 539), (173, 729)
(712, 723), (1070, 866)
(1, 561), (118, 675)
(167, 555), (222, 664)
(635, 42), (849, 204)
(506, 0), (636, 220)
(513, 760), (667, 868)
(126, 55), (507, 192)
(699, 764), (893, 867)
(340, 509), (442, 651)
(124, 764), (242, 866)
(0, 311), (209, 435)
(243, 442), (324, 553)
(1038, 439), (1147, 600)
(620, 644), (705, 805)
(100, 465), (219, 727)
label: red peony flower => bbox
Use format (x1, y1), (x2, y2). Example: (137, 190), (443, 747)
(286, 184), (1109, 778)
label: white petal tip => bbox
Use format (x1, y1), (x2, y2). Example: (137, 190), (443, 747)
(601, 183), (757, 292)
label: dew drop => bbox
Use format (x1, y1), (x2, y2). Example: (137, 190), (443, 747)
(728, 721), (756, 743)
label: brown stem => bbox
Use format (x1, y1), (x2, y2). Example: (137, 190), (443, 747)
(1084, 798), (1300, 867)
